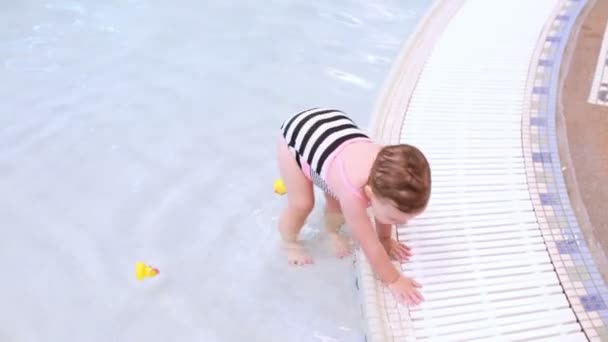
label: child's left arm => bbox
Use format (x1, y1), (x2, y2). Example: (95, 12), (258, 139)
(375, 218), (412, 263)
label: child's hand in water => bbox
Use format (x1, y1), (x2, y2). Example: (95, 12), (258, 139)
(380, 237), (412, 262)
(388, 275), (424, 306)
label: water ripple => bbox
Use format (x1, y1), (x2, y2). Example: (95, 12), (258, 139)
(326, 67), (373, 89)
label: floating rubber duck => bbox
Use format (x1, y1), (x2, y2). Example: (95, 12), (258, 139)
(274, 178), (287, 195)
(135, 261), (159, 281)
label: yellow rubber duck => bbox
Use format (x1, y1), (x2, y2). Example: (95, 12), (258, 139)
(136, 261), (159, 281)
(274, 178), (287, 195)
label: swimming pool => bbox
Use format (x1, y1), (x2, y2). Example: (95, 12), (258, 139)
(0, 1), (431, 341)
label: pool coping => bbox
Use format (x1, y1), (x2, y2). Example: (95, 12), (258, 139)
(356, 2), (465, 341)
(366, 0), (465, 143)
(357, 0), (608, 340)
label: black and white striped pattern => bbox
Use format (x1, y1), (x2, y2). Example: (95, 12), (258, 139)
(310, 168), (335, 198)
(280, 108), (369, 176)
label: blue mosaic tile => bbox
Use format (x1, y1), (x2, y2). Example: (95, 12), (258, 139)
(556, 239), (578, 254)
(567, 224), (584, 241)
(540, 193), (559, 205)
(562, 233), (575, 240)
(530, 117), (547, 126)
(546, 36), (562, 43)
(553, 205), (565, 216)
(556, 15), (570, 21)
(581, 295), (607, 311)
(600, 312), (608, 326)
(539, 59), (553, 67)
(538, 100), (547, 110)
(562, 226), (574, 233)
(564, 222), (581, 235)
(582, 251), (594, 260)
(533, 86), (549, 94)
(555, 171), (565, 179)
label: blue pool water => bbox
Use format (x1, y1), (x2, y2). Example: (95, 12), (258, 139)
(0, 1), (431, 341)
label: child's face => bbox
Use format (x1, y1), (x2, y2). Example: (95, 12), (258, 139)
(365, 186), (423, 225)
(372, 200), (418, 225)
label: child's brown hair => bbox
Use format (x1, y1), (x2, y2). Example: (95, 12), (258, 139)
(367, 144), (431, 213)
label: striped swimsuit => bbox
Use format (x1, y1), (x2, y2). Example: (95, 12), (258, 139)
(280, 108), (371, 199)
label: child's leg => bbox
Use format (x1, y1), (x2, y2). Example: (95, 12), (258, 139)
(324, 193), (352, 258)
(277, 138), (315, 266)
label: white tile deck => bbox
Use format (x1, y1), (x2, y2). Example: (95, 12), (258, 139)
(356, 0), (592, 340)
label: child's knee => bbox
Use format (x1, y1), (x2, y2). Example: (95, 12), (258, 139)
(289, 198), (314, 218)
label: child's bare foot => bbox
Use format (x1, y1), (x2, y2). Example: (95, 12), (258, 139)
(282, 241), (314, 266)
(328, 232), (352, 258)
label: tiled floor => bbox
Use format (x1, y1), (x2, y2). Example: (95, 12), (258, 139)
(356, 0), (608, 341)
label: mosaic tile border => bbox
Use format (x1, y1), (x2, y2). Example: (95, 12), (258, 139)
(523, 0), (608, 340)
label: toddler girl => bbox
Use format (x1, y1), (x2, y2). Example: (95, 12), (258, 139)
(276, 107), (431, 306)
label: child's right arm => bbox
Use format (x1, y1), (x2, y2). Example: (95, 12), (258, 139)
(341, 200), (424, 306)
(342, 202), (400, 282)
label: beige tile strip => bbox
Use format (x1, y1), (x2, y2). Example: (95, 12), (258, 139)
(356, 1), (464, 341)
(367, 0), (465, 145)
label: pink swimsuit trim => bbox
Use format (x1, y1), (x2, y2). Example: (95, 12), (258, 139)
(322, 137), (372, 206)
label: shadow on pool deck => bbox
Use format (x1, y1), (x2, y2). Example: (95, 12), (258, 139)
(559, 0), (608, 280)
